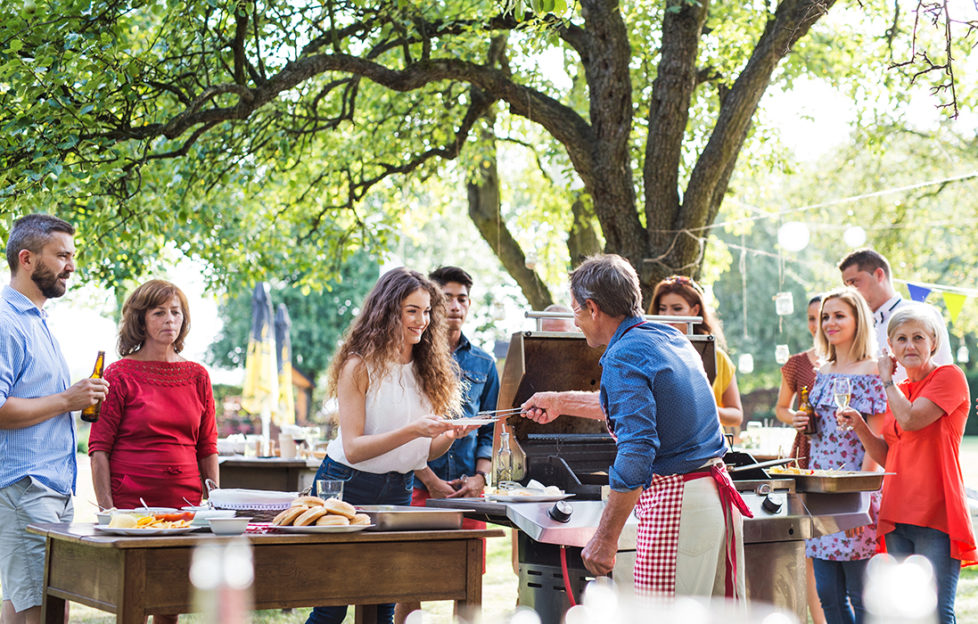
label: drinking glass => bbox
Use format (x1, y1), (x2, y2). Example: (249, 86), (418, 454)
(315, 480), (344, 501)
(833, 377), (853, 431)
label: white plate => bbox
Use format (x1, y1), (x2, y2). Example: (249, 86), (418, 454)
(450, 418), (500, 426)
(271, 524), (373, 533)
(94, 525), (197, 536)
(487, 493), (575, 503)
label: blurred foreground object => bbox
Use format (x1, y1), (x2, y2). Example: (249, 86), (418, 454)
(864, 554), (937, 624)
(190, 537), (254, 624)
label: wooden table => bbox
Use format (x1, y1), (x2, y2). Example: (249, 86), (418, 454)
(28, 523), (502, 624)
(217, 456), (320, 492)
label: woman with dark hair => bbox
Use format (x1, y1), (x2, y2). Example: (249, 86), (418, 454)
(307, 267), (470, 624)
(775, 294), (825, 624)
(650, 276), (743, 427)
(90, 279), (218, 512)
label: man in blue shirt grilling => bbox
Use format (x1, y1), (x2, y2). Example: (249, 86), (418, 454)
(521, 254), (750, 599)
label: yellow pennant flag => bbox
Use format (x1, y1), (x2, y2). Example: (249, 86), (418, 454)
(942, 291), (968, 324)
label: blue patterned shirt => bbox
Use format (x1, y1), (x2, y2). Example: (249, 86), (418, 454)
(419, 333), (499, 487)
(0, 285), (76, 494)
(599, 316), (726, 491)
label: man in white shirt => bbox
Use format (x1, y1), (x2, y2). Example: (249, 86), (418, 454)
(839, 248), (953, 381)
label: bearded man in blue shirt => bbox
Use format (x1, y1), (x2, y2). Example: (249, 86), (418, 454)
(0, 214), (109, 624)
(521, 254), (750, 599)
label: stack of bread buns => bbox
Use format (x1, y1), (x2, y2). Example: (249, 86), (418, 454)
(272, 496), (371, 527)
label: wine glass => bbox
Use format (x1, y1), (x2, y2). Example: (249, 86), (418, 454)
(833, 377), (853, 431)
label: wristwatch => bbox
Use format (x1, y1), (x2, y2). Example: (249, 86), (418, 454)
(474, 470), (489, 485)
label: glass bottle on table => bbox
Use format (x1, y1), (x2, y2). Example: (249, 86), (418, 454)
(798, 385), (817, 435)
(80, 351), (106, 423)
(495, 429), (513, 485)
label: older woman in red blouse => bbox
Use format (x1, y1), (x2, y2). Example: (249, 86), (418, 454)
(90, 280), (218, 512)
(839, 303), (976, 624)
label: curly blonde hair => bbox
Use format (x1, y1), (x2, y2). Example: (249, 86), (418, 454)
(326, 268), (461, 417)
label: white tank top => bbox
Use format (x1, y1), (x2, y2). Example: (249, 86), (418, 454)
(326, 361), (433, 473)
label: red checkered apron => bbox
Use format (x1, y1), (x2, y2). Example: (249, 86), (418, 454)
(632, 462), (752, 598)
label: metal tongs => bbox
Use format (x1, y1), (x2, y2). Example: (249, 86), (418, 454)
(475, 407), (524, 419)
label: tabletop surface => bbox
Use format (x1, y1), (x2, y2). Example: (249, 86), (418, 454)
(27, 522), (503, 548)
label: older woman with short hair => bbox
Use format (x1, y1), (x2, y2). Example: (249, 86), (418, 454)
(839, 303), (976, 624)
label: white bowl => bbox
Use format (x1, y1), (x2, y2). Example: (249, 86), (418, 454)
(96, 511), (113, 525)
(208, 517), (251, 535)
(190, 509), (237, 526)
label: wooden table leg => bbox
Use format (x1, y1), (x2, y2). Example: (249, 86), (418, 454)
(353, 605), (379, 624)
(456, 537), (483, 622)
(41, 537), (65, 624)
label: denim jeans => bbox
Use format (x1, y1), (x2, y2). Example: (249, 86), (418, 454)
(812, 557), (869, 624)
(885, 523), (960, 624)
(305, 458), (414, 624)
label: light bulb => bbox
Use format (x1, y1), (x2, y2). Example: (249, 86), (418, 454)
(777, 222), (810, 252)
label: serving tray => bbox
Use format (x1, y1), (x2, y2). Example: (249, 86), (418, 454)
(358, 505), (463, 531)
(786, 471), (889, 493)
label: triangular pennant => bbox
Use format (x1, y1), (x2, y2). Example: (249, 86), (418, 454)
(906, 283), (932, 303)
(942, 292), (967, 323)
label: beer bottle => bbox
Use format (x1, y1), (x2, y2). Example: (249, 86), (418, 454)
(799, 385), (818, 435)
(80, 351), (106, 423)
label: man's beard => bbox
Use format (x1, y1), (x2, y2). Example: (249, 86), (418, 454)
(32, 262), (68, 298)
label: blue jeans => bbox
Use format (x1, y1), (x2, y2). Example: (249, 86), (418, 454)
(812, 557), (869, 624)
(885, 523), (960, 624)
(305, 458), (414, 624)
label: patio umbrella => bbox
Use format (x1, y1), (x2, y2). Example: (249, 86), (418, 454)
(241, 282), (279, 444)
(274, 303), (296, 426)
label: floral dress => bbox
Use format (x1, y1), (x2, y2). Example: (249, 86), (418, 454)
(805, 371), (887, 561)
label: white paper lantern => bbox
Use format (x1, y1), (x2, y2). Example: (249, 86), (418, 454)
(843, 226), (867, 248)
(774, 292), (794, 316)
(775, 344), (791, 364)
(777, 222), (810, 252)
(738, 353), (754, 374)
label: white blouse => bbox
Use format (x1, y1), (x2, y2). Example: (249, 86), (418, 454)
(326, 361), (433, 473)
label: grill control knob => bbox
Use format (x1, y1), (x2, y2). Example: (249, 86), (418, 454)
(761, 493), (783, 514)
(549, 501), (573, 523)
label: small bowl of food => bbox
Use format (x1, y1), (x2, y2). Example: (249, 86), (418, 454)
(208, 517), (251, 535)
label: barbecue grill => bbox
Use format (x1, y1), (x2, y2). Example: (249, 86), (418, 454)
(429, 326), (875, 624)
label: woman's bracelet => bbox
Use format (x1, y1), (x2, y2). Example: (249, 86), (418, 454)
(882, 380), (894, 389)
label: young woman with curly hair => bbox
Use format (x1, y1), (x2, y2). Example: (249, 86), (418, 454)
(308, 267), (471, 624)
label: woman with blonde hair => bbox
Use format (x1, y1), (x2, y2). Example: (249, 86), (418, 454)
(307, 267), (472, 624)
(650, 275), (743, 427)
(792, 287), (886, 624)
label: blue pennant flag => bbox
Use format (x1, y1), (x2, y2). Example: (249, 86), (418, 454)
(906, 283), (932, 303)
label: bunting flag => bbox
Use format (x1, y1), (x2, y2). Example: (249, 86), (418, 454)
(943, 292), (967, 324)
(906, 283), (932, 303)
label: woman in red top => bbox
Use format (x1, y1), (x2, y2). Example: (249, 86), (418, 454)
(840, 303), (976, 624)
(89, 280), (218, 513)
